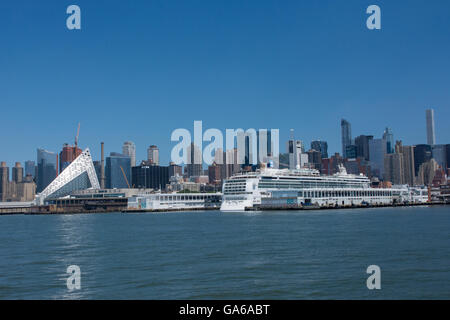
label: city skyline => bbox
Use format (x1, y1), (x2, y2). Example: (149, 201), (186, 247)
(1, 1), (450, 166)
(0, 108), (446, 170)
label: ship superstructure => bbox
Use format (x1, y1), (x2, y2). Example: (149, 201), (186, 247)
(221, 165), (427, 211)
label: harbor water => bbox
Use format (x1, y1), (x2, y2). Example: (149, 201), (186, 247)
(0, 205), (449, 299)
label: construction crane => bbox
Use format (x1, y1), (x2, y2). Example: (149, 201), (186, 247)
(72, 122), (81, 160)
(75, 122), (80, 150)
(120, 166), (131, 189)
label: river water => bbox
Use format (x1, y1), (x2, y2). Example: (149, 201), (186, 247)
(0, 205), (449, 299)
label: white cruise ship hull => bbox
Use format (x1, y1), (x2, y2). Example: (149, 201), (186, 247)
(220, 167), (428, 212)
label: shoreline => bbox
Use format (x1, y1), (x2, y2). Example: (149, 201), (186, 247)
(0, 201), (448, 216)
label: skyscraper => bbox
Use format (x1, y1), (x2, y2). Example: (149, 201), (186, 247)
(368, 138), (387, 178)
(25, 160), (35, 178)
(256, 129), (273, 164)
(311, 140), (328, 159)
(37, 148), (57, 193)
(59, 143), (82, 173)
(396, 143), (416, 186)
(413, 144), (432, 176)
(431, 144), (447, 170)
(186, 143), (202, 177)
(341, 119), (352, 158)
(122, 141), (136, 167)
(426, 109), (436, 145)
(286, 138), (304, 169)
(147, 145), (159, 166)
(105, 152), (131, 189)
(0, 162), (9, 201)
(383, 127), (394, 154)
(384, 153), (404, 184)
(354, 135), (373, 161)
(132, 164), (169, 190)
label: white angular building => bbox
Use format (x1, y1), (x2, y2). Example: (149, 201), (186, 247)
(35, 148), (100, 204)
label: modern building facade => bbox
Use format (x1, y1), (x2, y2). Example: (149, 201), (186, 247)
(25, 160), (35, 178)
(426, 108), (436, 145)
(383, 127), (394, 154)
(131, 164), (169, 190)
(307, 149), (322, 171)
(354, 135), (373, 161)
(311, 140), (328, 159)
(341, 119), (352, 158)
(36, 148), (57, 193)
(105, 152), (131, 189)
(369, 138), (387, 178)
(345, 145), (358, 159)
(36, 148), (100, 204)
(431, 144), (447, 170)
(413, 144), (432, 176)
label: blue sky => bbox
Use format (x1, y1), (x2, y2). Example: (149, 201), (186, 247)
(1, 0), (449, 166)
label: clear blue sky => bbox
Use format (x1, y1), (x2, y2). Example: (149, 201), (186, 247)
(1, 0), (449, 167)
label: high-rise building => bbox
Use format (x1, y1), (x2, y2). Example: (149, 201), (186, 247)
(208, 162), (222, 185)
(122, 141), (136, 167)
(286, 131), (305, 169)
(186, 143), (202, 177)
(396, 143), (415, 186)
(59, 143), (82, 173)
(93, 160), (102, 183)
(426, 108), (436, 145)
(345, 145), (358, 159)
(307, 149), (322, 171)
(168, 162), (182, 178)
(243, 134), (257, 168)
(0, 162), (9, 201)
(37, 148), (57, 193)
(12, 162), (23, 183)
(431, 144), (447, 170)
(0, 161), (37, 202)
(25, 160), (35, 179)
(105, 152), (131, 189)
(343, 158), (371, 177)
(341, 119), (352, 158)
(330, 153), (344, 175)
(311, 140), (328, 159)
(256, 129), (274, 164)
(147, 145), (159, 166)
(131, 164), (169, 190)
(384, 153), (404, 184)
(417, 159), (439, 186)
(413, 144), (432, 176)
(354, 135), (373, 161)
(368, 138), (387, 178)
(446, 144), (450, 170)
(383, 127), (394, 154)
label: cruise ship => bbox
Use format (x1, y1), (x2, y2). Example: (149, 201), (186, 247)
(220, 165), (428, 211)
